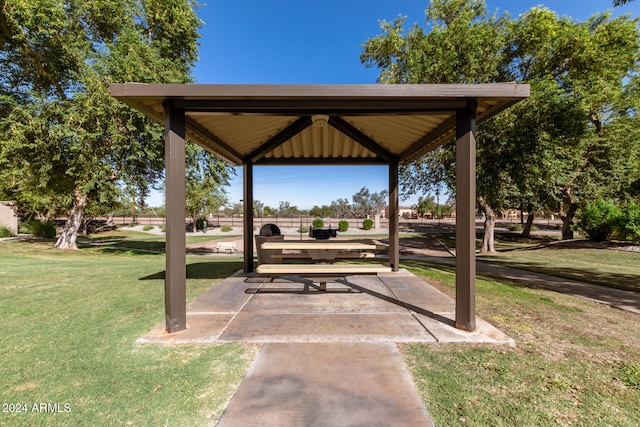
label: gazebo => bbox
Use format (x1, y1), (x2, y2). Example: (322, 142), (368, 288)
(110, 83), (529, 334)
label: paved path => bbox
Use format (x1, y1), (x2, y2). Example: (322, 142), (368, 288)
(404, 255), (640, 314)
(217, 342), (434, 427)
(140, 270), (512, 426)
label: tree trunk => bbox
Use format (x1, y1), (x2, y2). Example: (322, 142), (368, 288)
(521, 205), (535, 238)
(559, 190), (578, 240)
(478, 196), (496, 254)
(560, 204), (577, 240)
(54, 186), (88, 249)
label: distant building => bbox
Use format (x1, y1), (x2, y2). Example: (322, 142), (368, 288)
(0, 201), (18, 235)
(386, 206), (418, 219)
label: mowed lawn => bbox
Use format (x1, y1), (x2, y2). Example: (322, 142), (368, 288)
(402, 258), (640, 426)
(0, 235), (255, 426)
(1, 231), (639, 426)
(479, 244), (640, 292)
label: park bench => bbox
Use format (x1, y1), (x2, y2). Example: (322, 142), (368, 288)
(214, 241), (237, 253)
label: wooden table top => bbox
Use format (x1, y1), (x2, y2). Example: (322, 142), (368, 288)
(260, 239), (385, 250)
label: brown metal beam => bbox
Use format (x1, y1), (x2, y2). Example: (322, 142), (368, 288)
(111, 82), (530, 103)
(246, 116), (312, 163)
(243, 161), (254, 273)
(328, 117), (397, 164)
(172, 99), (467, 115)
(388, 161), (400, 271)
(455, 101), (477, 332)
(184, 116), (243, 165)
(399, 115), (457, 164)
(254, 157), (387, 166)
(163, 101), (187, 333)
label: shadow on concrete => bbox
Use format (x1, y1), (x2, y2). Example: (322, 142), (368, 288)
(338, 277), (456, 328)
(139, 260), (244, 281)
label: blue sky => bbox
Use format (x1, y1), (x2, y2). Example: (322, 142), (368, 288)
(148, 0), (640, 209)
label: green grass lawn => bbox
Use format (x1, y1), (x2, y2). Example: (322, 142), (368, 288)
(0, 238), (254, 426)
(80, 229), (235, 254)
(424, 230), (640, 292)
(478, 246), (640, 292)
(402, 259), (640, 426)
(2, 232), (639, 426)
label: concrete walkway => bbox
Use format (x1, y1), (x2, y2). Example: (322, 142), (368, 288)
(139, 269), (513, 426)
(217, 342), (433, 426)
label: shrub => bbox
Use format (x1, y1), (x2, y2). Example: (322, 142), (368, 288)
(616, 202), (640, 243)
(159, 224), (166, 233)
(195, 217), (206, 231)
(0, 225), (14, 238)
(221, 225), (232, 232)
(30, 220), (57, 238)
(338, 220), (349, 232)
(312, 218), (324, 229)
(362, 218), (374, 230)
(142, 225), (154, 231)
(577, 199), (621, 242)
(507, 223), (523, 232)
(18, 221), (32, 234)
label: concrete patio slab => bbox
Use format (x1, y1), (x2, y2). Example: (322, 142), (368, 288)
(138, 313), (234, 344)
(218, 312), (437, 343)
(138, 269), (512, 345)
(138, 269), (511, 427)
(216, 342), (435, 427)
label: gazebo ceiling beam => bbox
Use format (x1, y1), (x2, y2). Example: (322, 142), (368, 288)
(184, 116), (243, 164)
(328, 117), (397, 164)
(245, 116), (313, 163)
(399, 115), (457, 164)
(254, 157), (387, 166)
(173, 99), (468, 114)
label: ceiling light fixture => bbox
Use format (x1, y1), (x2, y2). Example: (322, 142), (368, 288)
(311, 114), (329, 128)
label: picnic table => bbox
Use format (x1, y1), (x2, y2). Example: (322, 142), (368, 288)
(259, 239), (386, 262)
(256, 239), (390, 290)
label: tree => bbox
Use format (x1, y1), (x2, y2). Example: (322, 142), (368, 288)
(498, 8), (640, 239)
(0, 0), (203, 249)
(184, 144), (232, 223)
(614, 0), (635, 6)
(253, 200), (265, 217)
(362, 1), (640, 249)
(362, 0), (510, 252)
(351, 187), (388, 218)
(329, 198), (352, 218)
(361, 0), (508, 85)
(277, 201), (300, 218)
(415, 196), (437, 217)
(309, 205), (332, 218)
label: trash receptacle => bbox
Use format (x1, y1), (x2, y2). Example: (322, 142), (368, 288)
(256, 223), (283, 264)
(259, 223), (281, 236)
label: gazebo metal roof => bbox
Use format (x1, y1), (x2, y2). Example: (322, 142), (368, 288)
(111, 83), (529, 165)
(110, 82), (529, 334)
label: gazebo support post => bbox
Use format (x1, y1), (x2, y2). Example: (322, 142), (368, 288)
(388, 161), (400, 271)
(163, 102), (187, 333)
(455, 101), (477, 331)
(243, 161), (254, 273)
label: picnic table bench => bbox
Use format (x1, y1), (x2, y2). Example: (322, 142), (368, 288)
(255, 263), (392, 290)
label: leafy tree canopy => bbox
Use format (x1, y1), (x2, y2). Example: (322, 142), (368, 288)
(0, 0), (227, 249)
(361, 0), (640, 246)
